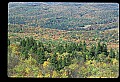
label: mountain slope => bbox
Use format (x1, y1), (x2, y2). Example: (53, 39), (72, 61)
(8, 2), (119, 30)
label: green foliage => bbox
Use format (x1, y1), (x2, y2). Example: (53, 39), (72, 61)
(109, 48), (115, 58)
(8, 3), (118, 31)
(10, 55), (39, 77)
(101, 42), (108, 56)
(8, 2), (119, 78)
(97, 41), (102, 54)
(20, 39), (26, 47)
(37, 48), (46, 64)
(8, 34), (119, 78)
(97, 53), (106, 62)
(89, 44), (96, 57)
(82, 41), (87, 52)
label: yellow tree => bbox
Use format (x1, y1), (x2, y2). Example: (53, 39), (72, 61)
(52, 71), (60, 78)
(60, 69), (68, 78)
(37, 70), (43, 78)
(42, 61), (53, 78)
(11, 55), (39, 77)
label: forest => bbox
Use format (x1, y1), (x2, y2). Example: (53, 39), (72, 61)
(8, 2), (119, 78)
(8, 36), (119, 78)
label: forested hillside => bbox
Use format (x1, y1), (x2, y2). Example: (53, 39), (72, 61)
(8, 2), (119, 30)
(8, 2), (119, 78)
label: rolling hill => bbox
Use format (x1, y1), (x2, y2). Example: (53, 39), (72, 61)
(8, 2), (119, 30)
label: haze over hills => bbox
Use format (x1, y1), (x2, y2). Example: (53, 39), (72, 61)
(8, 2), (119, 30)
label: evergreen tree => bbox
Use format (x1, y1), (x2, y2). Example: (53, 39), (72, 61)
(83, 51), (88, 62)
(38, 41), (43, 47)
(23, 50), (28, 59)
(72, 42), (77, 51)
(101, 42), (108, 56)
(77, 41), (82, 51)
(66, 42), (76, 53)
(109, 48), (115, 58)
(98, 41), (101, 54)
(71, 51), (77, 59)
(65, 43), (72, 53)
(82, 41), (87, 52)
(37, 47), (46, 64)
(31, 41), (37, 54)
(89, 44), (96, 57)
(29, 37), (35, 48)
(50, 52), (58, 69)
(26, 37), (31, 49)
(20, 39), (26, 47)
(115, 50), (119, 60)
(95, 41), (102, 55)
(46, 43), (52, 53)
(65, 43), (68, 52)
(57, 57), (63, 71)
(94, 44), (98, 57)
(64, 55), (71, 66)
(62, 58), (65, 68)
(56, 44), (64, 54)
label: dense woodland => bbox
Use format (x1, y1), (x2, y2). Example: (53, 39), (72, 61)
(8, 2), (118, 30)
(8, 2), (119, 78)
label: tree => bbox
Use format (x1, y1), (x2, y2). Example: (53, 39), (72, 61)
(115, 50), (119, 60)
(60, 70), (68, 78)
(38, 41), (44, 48)
(82, 41), (87, 52)
(89, 44), (96, 57)
(97, 53), (106, 62)
(25, 37), (32, 49)
(64, 55), (71, 66)
(77, 41), (82, 51)
(29, 37), (35, 48)
(98, 41), (102, 54)
(11, 55), (39, 77)
(49, 52), (58, 70)
(37, 48), (46, 64)
(65, 42), (71, 53)
(20, 39), (26, 47)
(95, 41), (102, 56)
(46, 43), (52, 53)
(68, 63), (79, 78)
(43, 61), (51, 69)
(56, 44), (65, 54)
(52, 71), (60, 78)
(31, 41), (37, 54)
(101, 42), (108, 56)
(37, 70), (43, 78)
(109, 48), (115, 58)
(57, 57), (63, 71)
(61, 58), (66, 68)
(25, 37), (29, 47)
(65, 43), (68, 52)
(8, 52), (20, 71)
(71, 51), (77, 59)
(23, 50), (29, 59)
(71, 42), (77, 51)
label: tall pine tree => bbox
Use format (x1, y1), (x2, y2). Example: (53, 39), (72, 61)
(101, 42), (108, 56)
(82, 41), (87, 52)
(109, 48), (115, 58)
(95, 41), (102, 55)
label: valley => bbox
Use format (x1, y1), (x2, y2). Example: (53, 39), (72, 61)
(8, 2), (119, 78)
